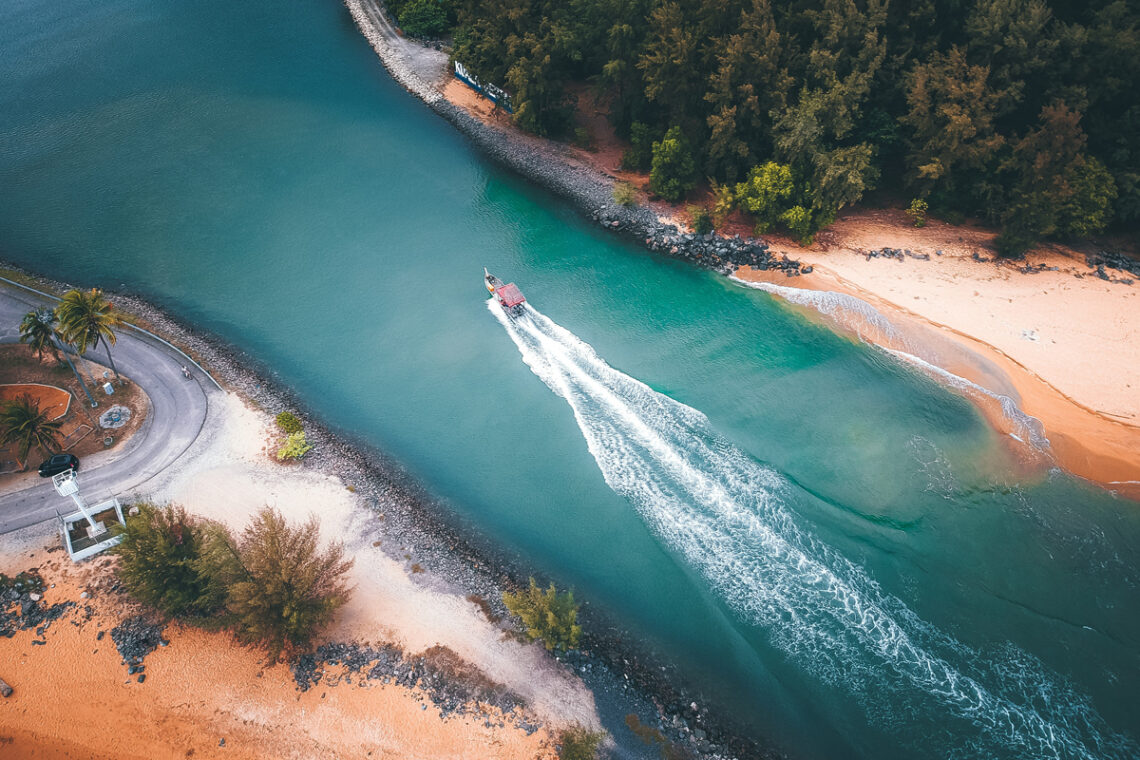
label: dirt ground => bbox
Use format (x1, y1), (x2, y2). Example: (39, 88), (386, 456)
(0, 548), (555, 760)
(0, 345), (149, 483)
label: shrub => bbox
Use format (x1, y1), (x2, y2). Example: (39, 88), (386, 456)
(613, 181), (637, 207)
(734, 162), (794, 233)
(649, 126), (697, 202)
(906, 198), (929, 228)
(275, 411), (303, 434)
(557, 726), (606, 760)
(398, 0), (450, 38)
(780, 205), (816, 246)
(213, 508), (354, 660)
(277, 431), (313, 461)
(114, 503), (225, 618)
(688, 206), (713, 235)
(573, 126), (595, 151)
(502, 578), (581, 651)
(620, 121), (654, 172)
(1058, 157), (1117, 235)
(709, 179), (735, 226)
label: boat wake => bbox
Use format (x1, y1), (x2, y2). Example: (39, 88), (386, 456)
(489, 300), (1134, 760)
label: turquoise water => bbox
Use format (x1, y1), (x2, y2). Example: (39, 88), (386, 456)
(2, 1), (1138, 757)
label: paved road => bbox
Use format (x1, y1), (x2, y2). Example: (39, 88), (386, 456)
(0, 283), (217, 533)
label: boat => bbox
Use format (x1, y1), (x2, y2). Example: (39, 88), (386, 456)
(484, 268), (526, 317)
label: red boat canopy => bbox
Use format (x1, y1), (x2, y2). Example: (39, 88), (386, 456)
(497, 283), (526, 307)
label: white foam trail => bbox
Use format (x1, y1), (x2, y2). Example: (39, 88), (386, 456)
(489, 300), (1134, 760)
(730, 276), (904, 344)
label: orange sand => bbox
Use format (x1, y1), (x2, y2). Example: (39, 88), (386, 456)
(0, 384), (70, 422)
(0, 549), (555, 760)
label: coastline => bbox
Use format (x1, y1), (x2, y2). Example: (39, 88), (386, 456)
(341, 0), (1139, 501)
(0, 263), (772, 760)
(732, 218), (1140, 499)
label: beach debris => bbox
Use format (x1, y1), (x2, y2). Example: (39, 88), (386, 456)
(1086, 250), (1140, 281)
(291, 642), (528, 727)
(1, 570), (75, 640)
(110, 615), (165, 669)
(0, 677), (12, 697)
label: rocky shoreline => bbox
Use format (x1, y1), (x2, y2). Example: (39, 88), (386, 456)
(0, 262), (781, 759)
(345, 0), (809, 283)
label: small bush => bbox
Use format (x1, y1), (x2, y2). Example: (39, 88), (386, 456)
(275, 411), (303, 434)
(780, 205), (816, 246)
(558, 726), (606, 760)
(906, 198), (929, 228)
(502, 578), (581, 651)
(620, 121), (654, 172)
(398, 0), (450, 38)
(709, 179), (735, 226)
(613, 181), (637, 206)
(688, 206), (713, 235)
(649, 126), (697, 202)
(573, 126), (595, 151)
(277, 431), (313, 461)
(114, 503), (225, 618)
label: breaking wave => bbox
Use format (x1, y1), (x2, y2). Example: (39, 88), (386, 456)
(729, 277), (1051, 454)
(489, 300), (1134, 759)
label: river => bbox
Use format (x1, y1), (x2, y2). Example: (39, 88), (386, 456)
(1, 0), (1138, 757)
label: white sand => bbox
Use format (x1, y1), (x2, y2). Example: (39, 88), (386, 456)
(147, 393), (600, 729)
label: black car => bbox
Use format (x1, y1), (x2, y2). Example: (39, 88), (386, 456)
(38, 453), (79, 478)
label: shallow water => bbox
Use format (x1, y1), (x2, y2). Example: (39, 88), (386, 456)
(2, 1), (1138, 757)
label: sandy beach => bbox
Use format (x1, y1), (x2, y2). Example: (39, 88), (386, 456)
(0, 547), (555, 760)
(429, 50), (1140, 499)
(0, 391), (598, 759)
(733, 210), (1140, 498)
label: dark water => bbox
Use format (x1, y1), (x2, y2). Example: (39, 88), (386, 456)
(2, 1), (1137, 757)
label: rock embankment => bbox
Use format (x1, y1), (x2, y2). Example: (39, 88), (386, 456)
(345, 0), (805, 282)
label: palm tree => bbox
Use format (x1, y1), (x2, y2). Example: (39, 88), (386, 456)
(0, 395), (63, 467)
(56, 288), (123, 385)
(19, 307), (62, 364)
(18, 307), (98, 408)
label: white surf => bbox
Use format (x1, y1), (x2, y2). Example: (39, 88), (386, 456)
(489, 299), (1132, 760)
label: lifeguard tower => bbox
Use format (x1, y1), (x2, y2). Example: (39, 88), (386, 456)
(52, 469), (125, 561)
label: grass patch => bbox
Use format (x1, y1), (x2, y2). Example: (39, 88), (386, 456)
(557, 726), (606, 760)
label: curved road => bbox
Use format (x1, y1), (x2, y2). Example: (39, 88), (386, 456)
(0, 283), (217, 534)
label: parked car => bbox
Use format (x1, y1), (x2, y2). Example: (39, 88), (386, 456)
(38, 453), (79, 478)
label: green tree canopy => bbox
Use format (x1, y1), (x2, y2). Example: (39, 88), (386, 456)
(56, 288), (123, 384)
(446, 0), (1140, 249)
(114, 503), (227, 618)
(503, 577), (582, 651)
(398, 0), (451, 38)
(18, 307), (62, 364)
(734, 161), (794, 232)
(649, 125), (697, 201)
(0, 395), (62, 464)
(213, 508), (354, 660)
